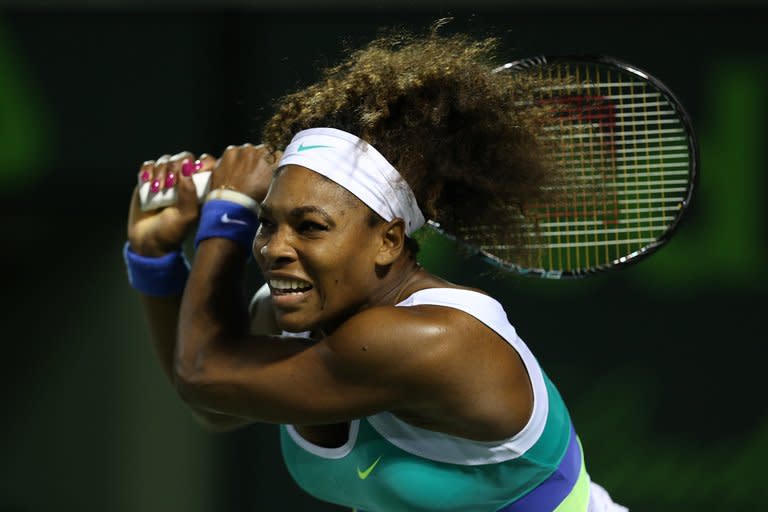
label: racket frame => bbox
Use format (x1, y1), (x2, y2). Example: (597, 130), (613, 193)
(425, 55), (699, 279)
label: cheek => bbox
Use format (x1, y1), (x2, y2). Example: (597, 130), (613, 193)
(313, 237), (377, 291)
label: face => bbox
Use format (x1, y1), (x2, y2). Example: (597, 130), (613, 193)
(254, 165), (386, 334)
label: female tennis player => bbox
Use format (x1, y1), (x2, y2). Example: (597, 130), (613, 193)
(124, 29), (628, 512)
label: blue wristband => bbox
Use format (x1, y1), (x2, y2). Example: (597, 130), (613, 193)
(194, 199), (260, 253)
(123, 242), (190, 296)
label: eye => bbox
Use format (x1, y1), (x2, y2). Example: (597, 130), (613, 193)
(257, 217), (275, 233)
(298, 220), (328, 233)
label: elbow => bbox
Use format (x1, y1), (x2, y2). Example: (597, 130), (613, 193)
(175, 363), (253, 433)
(174, 332), (223, 408)
(173, 354), (212, 409)
(190, 409), (251, 433)
(174, 332), (252, 432)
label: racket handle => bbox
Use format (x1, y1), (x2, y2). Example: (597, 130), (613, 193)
(139, 171), (212, 211)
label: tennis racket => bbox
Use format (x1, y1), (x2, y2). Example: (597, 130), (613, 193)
(139, 170), (212, 211)
(426, 55), (698, 279)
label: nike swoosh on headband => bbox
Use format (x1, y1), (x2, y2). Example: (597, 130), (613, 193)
(297, 143), (334, 152)
(279, 128), (426, 235)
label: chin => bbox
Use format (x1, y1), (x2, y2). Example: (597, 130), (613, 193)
(275, 314), (317, 336)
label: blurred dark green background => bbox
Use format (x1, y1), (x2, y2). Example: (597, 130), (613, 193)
(0, 2), (765, 511)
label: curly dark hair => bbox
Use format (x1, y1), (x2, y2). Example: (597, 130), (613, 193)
(262, 25), (560, 259)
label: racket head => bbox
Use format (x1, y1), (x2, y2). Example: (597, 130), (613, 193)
(427, 55), (698, 279)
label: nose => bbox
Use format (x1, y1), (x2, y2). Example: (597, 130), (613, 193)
(253, 227), (296, 268)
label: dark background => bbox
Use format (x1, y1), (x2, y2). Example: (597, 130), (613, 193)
(0, 2), (766, 511)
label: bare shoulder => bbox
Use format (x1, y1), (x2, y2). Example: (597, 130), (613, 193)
(323, 286), (534, 439)
(322, 294), (500, 390)
(249, 283), (281, 335)
(328, 299), (480, 351)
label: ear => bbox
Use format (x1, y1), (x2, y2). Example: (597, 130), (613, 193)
(374, 218), (406, 266)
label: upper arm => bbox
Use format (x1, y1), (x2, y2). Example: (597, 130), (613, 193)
(178, 306), (453, 425)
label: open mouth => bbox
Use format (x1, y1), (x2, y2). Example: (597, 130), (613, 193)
(269, 278), (313, 295)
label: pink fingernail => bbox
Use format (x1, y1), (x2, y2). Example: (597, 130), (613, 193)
(140, 170), (151, 183)
(194, 160), (204, 171)
(165, 172), (177, 188)
(181, 158), (194, 177)
(150, 180), (160, 193)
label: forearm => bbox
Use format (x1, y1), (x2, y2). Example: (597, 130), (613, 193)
(135, 290), (250, 430)
(126, 240), (252, 430)
(123, 240), (189, 383)
(174, 238), (310, 422)
(140, 293), (183, 383)
(176, 238), (250, 385)
(125, 153), (253, 430)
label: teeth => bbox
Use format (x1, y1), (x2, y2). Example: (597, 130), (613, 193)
(269, 278), (312, 291)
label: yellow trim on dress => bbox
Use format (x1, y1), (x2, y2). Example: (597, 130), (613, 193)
(553, 437), (590, 512)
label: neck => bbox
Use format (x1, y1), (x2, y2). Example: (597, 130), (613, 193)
(370, 258), (423, 307)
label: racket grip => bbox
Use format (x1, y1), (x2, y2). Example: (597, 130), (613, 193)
(139, 171), (212, 211)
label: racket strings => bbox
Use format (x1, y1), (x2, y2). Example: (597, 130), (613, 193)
(472, 61), (692, 273)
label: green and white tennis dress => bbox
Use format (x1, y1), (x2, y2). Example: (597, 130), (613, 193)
(279, 288), (626, 512)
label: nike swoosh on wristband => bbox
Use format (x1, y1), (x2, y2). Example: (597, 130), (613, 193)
(297, 143), (333, 152)
(221, 213), (249, 226)
(356, 456), (382, 480)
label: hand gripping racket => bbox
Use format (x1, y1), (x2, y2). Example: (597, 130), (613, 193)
(139, 170), (212, 211)
(427, 56), (698, 278)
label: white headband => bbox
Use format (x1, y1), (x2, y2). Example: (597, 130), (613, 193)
(277, 128), (426, 235)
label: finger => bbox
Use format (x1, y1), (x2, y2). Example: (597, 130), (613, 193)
(265, 149), (283, 166)
(138, 160), (155, 185)
(219, 144), (239, 166)
(247, 144), (269, 173)
(197, 153), (217, 172)
(181, 153), (204, 177)
(178, 152), (216, 200)
(212, 146), (240, 184)
(135, 159), (159, 215)
(128, 183), (152, 230)
(153, 154), (171, 193)
(167, 151), (194, 190)
(254, 144), (282, 168)
(176, 167), (199, 214)
(128, 183), (142, 220)
(242, 142), (265, 161)
(177, 152), (214, 212)
(242, 142), (267, 160)
(171, 150), (194, 163)
(267, 149), (283, 167)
